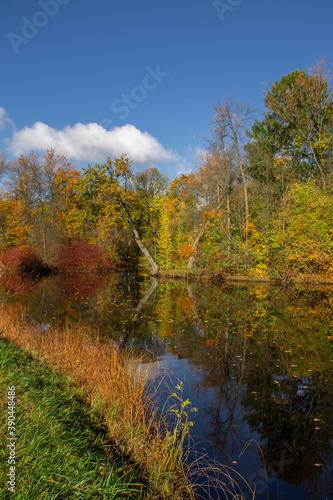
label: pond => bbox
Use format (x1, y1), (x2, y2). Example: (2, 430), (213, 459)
(2, 271), (333, 499)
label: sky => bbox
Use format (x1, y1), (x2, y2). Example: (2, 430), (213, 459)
(1, 0), (332, 178)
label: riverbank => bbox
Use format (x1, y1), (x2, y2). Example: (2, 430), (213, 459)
(153, 268), (333, 286)
(0, 303), (195, 499)
(0, 337), (147, 499)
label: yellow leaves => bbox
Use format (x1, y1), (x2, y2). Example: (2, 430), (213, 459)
(275, 155), (292, 166)
(113, 154), (133, 179)
(0, 197), (31, 246)
(251, 263), (268, 278)
(251, 287), (268, 300)
(63, 207), (87, 239)
(243, 220), (256, 238)
(95, 216), (113, 242)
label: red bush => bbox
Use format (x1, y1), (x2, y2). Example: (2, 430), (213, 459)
(56, 241), (113, 273)
(0, 246), (45, 275)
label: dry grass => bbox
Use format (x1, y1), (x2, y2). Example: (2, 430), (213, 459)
(0, 301), (194, 499)
(0, 301), (259, 499)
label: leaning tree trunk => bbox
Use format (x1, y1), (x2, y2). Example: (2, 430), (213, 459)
(187, 197), (227, 271)
(122, 203), (159, 275)
(187, 222), (209, 271)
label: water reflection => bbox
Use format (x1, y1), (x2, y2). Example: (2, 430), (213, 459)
(2, 273), (333, 499)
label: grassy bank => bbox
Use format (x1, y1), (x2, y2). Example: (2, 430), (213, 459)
(0, 303), (194, 499)
(0, 337), (147, 499)
(153, 268), (333, 286)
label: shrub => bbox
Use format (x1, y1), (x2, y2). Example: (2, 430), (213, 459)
(56, 241), (114, 273)
(0, 246), (45, 275)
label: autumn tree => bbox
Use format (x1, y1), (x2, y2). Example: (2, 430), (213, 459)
(157, 198), (177, 269)
(132, 167), (168, 198)
(212, 97), (257, 230)
(246, 120), (296, 232)
(0, 152), (8, 178)
(269, 182), (333, 275)
(76, 156), (159, 274)
(167, 173), (204, 269)
(186, 147), (237, 269)
(254, 61), (333, 191)
(131, 167), (169, 261)
(5, 150), (78, 261)
(0, 153), (9, 246)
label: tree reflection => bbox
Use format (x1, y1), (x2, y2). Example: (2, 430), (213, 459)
(183, 283), (333, 496)
(4, 274), (333, 497)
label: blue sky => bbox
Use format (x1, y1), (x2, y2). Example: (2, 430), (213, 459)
(1, 0), (332, 178)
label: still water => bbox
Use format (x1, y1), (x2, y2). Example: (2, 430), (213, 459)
(2, 272), (333, 499)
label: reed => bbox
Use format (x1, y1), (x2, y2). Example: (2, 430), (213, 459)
(0, 337), (146, 499)
(0, 301), (194, 499)
(0, 301), (262, 499)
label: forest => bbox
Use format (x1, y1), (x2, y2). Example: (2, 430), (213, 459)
(1, 60), (333, 282)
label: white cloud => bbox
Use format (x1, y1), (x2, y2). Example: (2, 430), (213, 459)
(0, 107), (15, 130)
(1, 108), (190, 176)
(9, 121), (178, 167)
(0, 108), (6, 129)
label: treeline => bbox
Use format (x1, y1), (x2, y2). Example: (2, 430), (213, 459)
(1, 60), (333, 279)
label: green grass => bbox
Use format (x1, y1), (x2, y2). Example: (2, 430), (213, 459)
(0, 337), (148, 499)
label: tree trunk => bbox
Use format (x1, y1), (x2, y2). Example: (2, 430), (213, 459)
(132, 278), (158, 323)
(122, 203), (159, 275)
(187, 285), (200, 319)
(39, 200), (48, 262)
(310, 143), (326, 192)
(235, 141), (250, 227)
(226, 194), (231, 254)
(187, 197), (228, 271)
(120, 278), (158, 348)
(187, 223), (209, 271)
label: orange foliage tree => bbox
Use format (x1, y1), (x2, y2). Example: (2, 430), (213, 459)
(4, 149), (79, 263)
